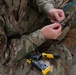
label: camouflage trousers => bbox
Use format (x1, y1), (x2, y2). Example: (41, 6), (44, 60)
(1, 27), (76, 75)
(11, 28), (76, 75)
(8, 46), (72, 75)
(0, 41), (73, 75)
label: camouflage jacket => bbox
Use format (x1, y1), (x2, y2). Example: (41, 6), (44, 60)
(0, 0), (56, 67)
(0, 0), (75, 75)
(0, 0), (75, 56)
(0, 0), (53, 55)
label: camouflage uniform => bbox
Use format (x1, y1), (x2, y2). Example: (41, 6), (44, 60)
(0, 0), (76, 75)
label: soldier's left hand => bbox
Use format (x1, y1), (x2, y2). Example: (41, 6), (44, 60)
(47, 8), (65, 22)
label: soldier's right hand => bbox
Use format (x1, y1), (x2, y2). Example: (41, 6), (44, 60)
(40, 22), (62, 40)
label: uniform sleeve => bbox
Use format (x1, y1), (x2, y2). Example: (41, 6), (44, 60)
(28, 30), (45, 47)
(36, 0), (54, 13)
(10, 30), (45, 61)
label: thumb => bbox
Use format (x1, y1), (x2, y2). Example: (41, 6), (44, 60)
(54, 12), (60, 22)
(51, 22), (61, 29)
(55, 25), (62, 33)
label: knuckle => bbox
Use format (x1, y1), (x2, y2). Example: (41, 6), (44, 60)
(53, 36), (57, 39)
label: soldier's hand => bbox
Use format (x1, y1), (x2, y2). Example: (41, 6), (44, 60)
(40, 22), (62, 40)
(47, 8), (65, 22)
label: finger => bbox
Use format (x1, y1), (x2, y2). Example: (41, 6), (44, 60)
(58, 10), (65, 21)
(55, 25), (62, 34)
(48, 16), (56, 23)
(54, 12), (61, 22)
(50, 22), (61, 28)
(50, 19), (56, 23)
(55, 10), (65, 22)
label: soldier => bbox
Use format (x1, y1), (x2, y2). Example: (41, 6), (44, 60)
(0, 0), (76, 75)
